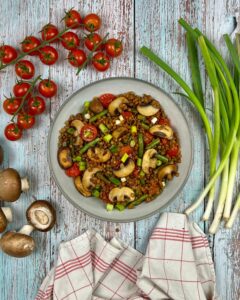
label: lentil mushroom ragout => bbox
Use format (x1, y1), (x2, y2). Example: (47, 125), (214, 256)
(58, 92), (181, 211)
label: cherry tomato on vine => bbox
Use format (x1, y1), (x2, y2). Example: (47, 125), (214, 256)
(64, 9), (82, 29)
(98, 93), (116, 108)
(39, 46), (58, 65)
(83, 13), (101, 32)
(61, 32), (80, 50)
(105, 38), (123, 57)
(84, 33), (102, 51)
(80, 124), (98, 141)
(68, 49), (87, 68)
(15, 60), (35, 79)
(92, 52), (110, 72)
(65, 163), (81, 177)
(13, 82), (31, 98)
(4, 123), (22, 141)
(3, 98), (22, 115)
(21, 36), (41, 56)
(17, 113), (35, 130)
(38, 79), (57, 98)
(27, 96), (46, 115)
(0, 45), (18, 64)
(41, 23), (59, 42)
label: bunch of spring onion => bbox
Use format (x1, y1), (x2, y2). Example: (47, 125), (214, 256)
(140, 19), (240, 233)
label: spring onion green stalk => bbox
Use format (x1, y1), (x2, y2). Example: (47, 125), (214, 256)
(79, 161), (86, 171)
(89, 109), (108, 122)
(225, 194), (240, 228)
(115, 203), (125, 211)
(156, 160), (162, 166)
(79, 138), (100, 154)
(139, 170), (145, 177)
(130, 140), (136, 147)
(121, 153), (129, 163)
(106, 203), (114, 211)
(92, 189), (100, 198)
(103, 134), (112, 143)
(137, 158), (142, 167)
(131, 125), (137, 134)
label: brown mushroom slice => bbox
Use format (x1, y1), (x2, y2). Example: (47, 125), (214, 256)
(0, 225), (35, 258)
(87, 148), (111, 163)
(82, 168), (101, 191)
(58, 148), (73, 169)
(112, 127), (128, 139)
(0, 168), (29, 202)
(74, 176), (91, 197)
(0, 207), (13, 233)
(89, 98), (104, 113)
(158, 164), (178, 187)
(149, 125), (173, 139)
(137, 104), (159, 116)
(0, 145), (3, 165)
(108, 97), (129, 116)
(113, 160), (135, 178)
(71, 120), (84, 137)
(142, 149), (157, 174)
(109, 187), (135, 203)
(26, 200), (56, 232)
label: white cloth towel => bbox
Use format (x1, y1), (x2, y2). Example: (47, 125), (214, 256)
(36, 213), (217, 300)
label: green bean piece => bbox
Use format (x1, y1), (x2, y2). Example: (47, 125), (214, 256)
(109, 145), (118, 153)
(67, 127), (75, 134)
(141, 122), (150, 130)
(96, 172), (111, 184)
(128, 194), (148, 209)
(146, 138), (160, 149)
(79, 138), (100, 154)
(108, 176), (121, 186)
(138, 133), (144, 158)
(89, 109), (108, 122)
(155, 154), (168, 163)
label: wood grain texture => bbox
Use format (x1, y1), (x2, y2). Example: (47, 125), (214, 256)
(0, 0), (239, 299)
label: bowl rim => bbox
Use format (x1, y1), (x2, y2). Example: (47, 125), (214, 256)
(47, 77), (193, 222)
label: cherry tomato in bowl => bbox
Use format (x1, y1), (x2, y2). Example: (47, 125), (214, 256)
(83, 13), (101, 32)
(99, 93), (116, 108)
(13, 82), (31, 98)
(39, 46), (58, 65)
(17, 113), (35, 130)
(80, 124), (98, 141)
(0, 45), (18, 64)
(15, 60), (35, 79)
(92, 52), (110, 72)
(65, 163), (81, 177)
(21, 36), (41, 56)
(3, 98), (22, 115)
(105, 38), (123, 57)
(38, 79), (57, 98)
(61, 32), (80, 50)
(41, 23), (59, 42)
(64, 9), (82, 29)
(68, 49), (87, 68)
(85, 33), (102, 51)
(27, 96), (46, 115)
(166, 145), (179, 158)
(4, 123), (22, 141)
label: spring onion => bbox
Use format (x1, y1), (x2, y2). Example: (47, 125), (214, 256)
(106, 203), (114, 211)
(99, 123), (109, 134)
(131, 125), (137, 134)
(137, 157), (142, 167)
(89, 109), (108, 122)
(79, 161), (86, 171)
(67, 127), (75, 134)
(156, 160), (162, 166)
(73, 156), (81, 162)
(121, 153), (129, 163)
(92, 189), (100, 198)
(139, 170), (145, 177)
(130, 140), (136, 147)
(103, 134), (113, 143)
(138, 133), (144, 157)
(115, 203), (125, 211)
(79, 138), (100, 154)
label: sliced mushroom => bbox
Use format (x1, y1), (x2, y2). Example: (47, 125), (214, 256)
(82, 168), (101, 191)
(87, 147), (111, 163)
(113, 160), (135, 178)
(89, 98), (104, 113)
(109, 187), (135, 203)
(142, 149), (157, 174)
(71, 120), (84, 137)
(108, 97), (128, 116)
(0, 207), (13, 233)
(58, 148), (73, 169)
(0, 225), (35, 257)
(137, 104), (159, 116)
(74, 176), (91, 197)
(112, 127), (128, 139)
(158, 164), (178, 186)
(26, 200), (56, 232)
(0, 168), (29, 202)
(149, 125), (173, 139)
(0, 145), (3, 165)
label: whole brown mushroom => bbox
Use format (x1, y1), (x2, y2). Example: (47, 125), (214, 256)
(0, 207), (13, 233)
(0, 145), (3, 165)
(0, 168), (29, 202)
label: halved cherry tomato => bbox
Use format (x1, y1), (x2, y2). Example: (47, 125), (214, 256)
(143, 132), (154, 144)
(38, 79), (57, 98)
(159, 118), (170, 125)
(41, 23), (59, 42)
(121, 111), (133, 119)
(17, 113), (35, 130)
(68, 49), (87, 68)
(39, 46), (58, 65)
(0, 45), (18, 64)
(64, 9), (82, 29)
(21, 36), (41, 56)
(61, 32), (80, 50)
(105, 38), (123, 57)
(13, 82), (31, 98)
(65, 163), (81, 177)
(3, 98), (22, 115)
(85, 33), (102, 51)
(4, 123), (22, 141)
(166, 145), (179, 158)
(119, 146), (133, 157)
(83, 13), (101, 32)
(27, 96), (46, 115)
(92, 52), (110, 72)
(80, 124), (98, 141)
(99, 93), (116, 108)
(15, 60), (35, 79)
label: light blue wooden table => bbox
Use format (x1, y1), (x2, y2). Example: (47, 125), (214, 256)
(0, 1), (239, 299)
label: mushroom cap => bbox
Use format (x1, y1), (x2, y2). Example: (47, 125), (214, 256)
(0, 208), (7, 233)
(26, 200), (56, 232)
(0, 168), (22, 202)
(71, 120), (84, 137)
(142, 149), (157, 174)
(109, 187), (135, 203)
(87, 148), (111, 163)
(74, 176), (91, 197)
(108, 97), (128, 116)
(82, 168), (101, 190)
(58, 148), (73, 169)
(0, 231), (35, 257)
(113, 160), (135, 178)
(137, 104), (159, 116)
(0, 145), (3, 165)
(158, 164), (178, 186)
(149, 125), (173, 139)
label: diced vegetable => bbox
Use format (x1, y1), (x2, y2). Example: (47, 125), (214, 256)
(131, 125), (137, 134)
(115, 203), (125, 211)
(103, 134), (113, 143)
(137, 115), (145, 121)
(92, 189), (100, 198)
(79, 137), (100, 154)
(128, 194), (148, 209)
(96, 172), (111, 184)
(99, 123), (109, 134)
(130, 140), (136, 147)
(121, 153), (129, 163)
(141, 122), (150, 130)
(106, 203), (114, 211)
(67, 127), (75, 134)
(84, 101), (90, 108)
(89, 109), (108, 122)
(79, 161), (86, 171)
(155, 154), (168, 163)
(110, 145), (118, 153)
(73, 156), (82, 162)
(137, 157), (142, 167)
(139, 170), (145, 177)
(146, 138), (160, 149)
(138, 133), (144, 158)
(108, 176), (121, 185)
(156, 160), (162, 166)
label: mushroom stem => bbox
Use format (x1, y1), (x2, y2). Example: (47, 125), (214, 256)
(18, 225), (34, 235)
(1, 207), (13, 222)
(21, 178), (29, 192)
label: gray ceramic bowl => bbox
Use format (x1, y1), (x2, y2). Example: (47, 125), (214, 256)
(48, 78), (192, 222)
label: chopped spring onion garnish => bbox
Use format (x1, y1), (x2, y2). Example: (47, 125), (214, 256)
(115, 203), (125, 211)
(103, 134), (113, 143)
(131, 125), (137, 134)
(137, 157), (142, 167)
(106, 203), (114, 211)
(130, 140), (136, 147)
(121, 153), (129, 163)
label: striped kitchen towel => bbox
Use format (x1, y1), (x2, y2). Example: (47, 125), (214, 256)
(36, 213), (217, 300)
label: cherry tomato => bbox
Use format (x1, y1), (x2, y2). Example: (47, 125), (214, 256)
(119, 146), (133, 157)
(41, 23), (59, 42)
(39, 46), (58, 65)
(84, 33), (102, 51)
(0, 45), (17, 64)
(99, 93), (116, 108)
(92, 52), (110, 72)
(38, 79), (57, 98)
(65, 163), (81, 177)
(13, 82), (31, 98)
(3, 98), (22, 115)
(17, 113), (35, 130)
(105, 38), (123, 57)
(27, 96), (46, 115)
(21, 36), (41, 56)
(143, 132), (154, 144)
(121, 111), (133, 119)
(68, 49), (87, 68)
(83, 14), (101, 32)
(64, 9), (82, 29)
(61, 32), (80, 50)
(4, 123), (22, 141)
(15, 60), (35, 79)
(166, 145), (179, 158)
(80, 124), (98, 141)
(159, 118), (170, 125)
